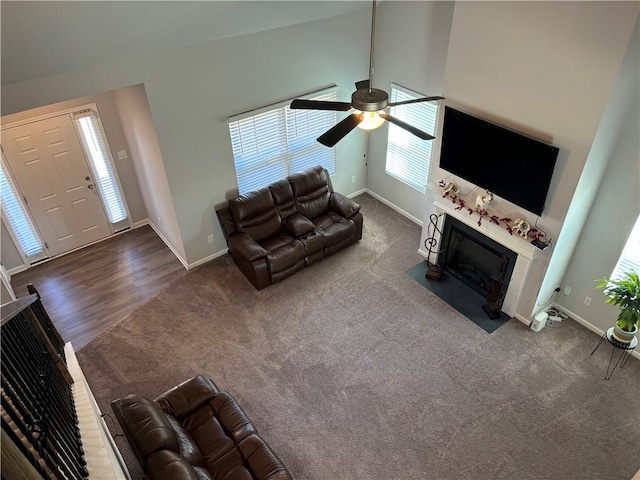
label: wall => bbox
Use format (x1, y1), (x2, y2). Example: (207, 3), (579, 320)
(112, 84), (187, 264)
(1, 90), (148, 271)
(366, 1), (454, 223)
(1, 11), (371, 266)
(428, 1), (638, 320)
(559, 19), (639, 331)
(541, 18), (640, 326)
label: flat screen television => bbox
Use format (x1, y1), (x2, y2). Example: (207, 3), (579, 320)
(439, 106), (559, 216)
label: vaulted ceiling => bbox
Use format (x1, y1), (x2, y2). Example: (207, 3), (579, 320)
(1, 1), (370, 86)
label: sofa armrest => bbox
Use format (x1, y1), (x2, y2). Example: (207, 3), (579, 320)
(154, 375), (219, 419)
(282, 213), (315, 237)
(228, 234), (268, 261)
(111, 395), (180, 467)
(329, 192), (360, 218)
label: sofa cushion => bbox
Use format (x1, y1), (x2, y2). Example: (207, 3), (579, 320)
(146, 450), (203, 480)
(229, 188), (282, 242)
(268, 179), (297, 220)
(289, 167), (331, 219)
(313, 213), (356, 247)
(208, 434), (292, 480)
(261, 236), (306, 273)
(166, 415), (204, 466)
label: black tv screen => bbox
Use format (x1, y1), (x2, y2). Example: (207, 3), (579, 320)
(439, 106), (559, 216)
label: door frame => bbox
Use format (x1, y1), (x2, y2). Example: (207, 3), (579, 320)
(1, 103), (133, 267)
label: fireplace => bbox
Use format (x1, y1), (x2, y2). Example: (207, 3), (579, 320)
(419, 197), (541, 319)
(439, 216), (517, 300)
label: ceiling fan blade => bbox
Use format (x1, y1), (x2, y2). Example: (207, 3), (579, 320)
(290, 99), (352, 111)
(355, 79), (370, 91)
(387, 96), (445, 107)
(317, 113), (364, 147)
(379, 113), (435, 140)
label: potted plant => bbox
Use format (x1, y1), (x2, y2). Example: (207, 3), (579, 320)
(595, 269), (640, 343)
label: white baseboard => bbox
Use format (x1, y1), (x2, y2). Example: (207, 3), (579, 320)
(364, 189), (423, 226)
(147, 221), (189, 270)
(550, 302), (640, 360)
(348, 188), (367, 198)
(6, 265), (27, 276)
(187, 249), (228, 270)
(133, 219), (150, 229)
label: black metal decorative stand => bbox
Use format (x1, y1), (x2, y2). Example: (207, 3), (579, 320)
(482, 256), (509, 319)
(424, 213), (444, 281)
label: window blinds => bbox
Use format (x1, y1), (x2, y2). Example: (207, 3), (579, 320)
(611, 215), (640, 280)
(0, 159), (45, 260)
(228, 87), (338, 194)
(385, 83), (438, 193)
(73, 111), (127, 224)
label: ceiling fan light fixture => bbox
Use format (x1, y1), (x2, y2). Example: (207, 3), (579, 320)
(357, 111), (385, 130)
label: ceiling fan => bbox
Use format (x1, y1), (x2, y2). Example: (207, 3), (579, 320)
(290, 0), (444, 148)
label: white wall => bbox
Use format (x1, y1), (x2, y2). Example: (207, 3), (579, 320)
(541, 18), (640, 325)
(558, 16), (639, 331)
(112, 84), (187, 264)
(429, 1), (638, 319)
(366, 1), (454, 223)
(2, 11), (371, 266)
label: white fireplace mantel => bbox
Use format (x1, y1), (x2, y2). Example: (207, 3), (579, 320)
(418, 197), (545, 318)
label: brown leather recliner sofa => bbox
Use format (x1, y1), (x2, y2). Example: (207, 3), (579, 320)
(217, 165), (363, 289)
(111, 375), (292, 480)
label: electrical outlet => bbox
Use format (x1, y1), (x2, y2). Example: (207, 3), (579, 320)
(117, 150), (128, 160)
(564, 285), (572, 296)
(351, 175), (356, 184)
(584, 296), (592, 306)
(157, 217), (163, 227)
(207, 235), (214, 244)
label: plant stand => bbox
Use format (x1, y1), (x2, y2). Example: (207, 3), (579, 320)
(590, 327), (638, 380)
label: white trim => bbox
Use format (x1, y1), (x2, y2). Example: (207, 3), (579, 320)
(133, 219), (150, 229)
(364, 188), (423, 226)
(65, 343), (131, 479)
(347, 188), (367, 198)
(147, 221), (189, 270)
(228, 85), (339, 123)
(6, 265), (27, 276)
(187, 249), (228, 270)
(1, 102), (97, 130)
(550, 302), (640, 361)
(1, 263), (16, 302)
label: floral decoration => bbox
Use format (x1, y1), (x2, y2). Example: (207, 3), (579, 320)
(438, 179), (545, 241)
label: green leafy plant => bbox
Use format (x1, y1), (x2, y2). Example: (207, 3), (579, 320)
(595, 270), (640, 332)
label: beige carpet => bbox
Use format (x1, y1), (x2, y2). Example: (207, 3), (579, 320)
(77, 193), (640, 480)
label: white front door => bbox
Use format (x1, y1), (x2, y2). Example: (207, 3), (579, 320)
(1, 115), (112, 257)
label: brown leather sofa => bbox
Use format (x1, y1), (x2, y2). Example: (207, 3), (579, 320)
(217, 165), (363, 289)
(111, 375), (291, 480)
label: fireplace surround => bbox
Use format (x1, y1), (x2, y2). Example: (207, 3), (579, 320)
(419, 198), (541, 318)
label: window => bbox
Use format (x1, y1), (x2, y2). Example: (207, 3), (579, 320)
(228, 87), (337, 194)
(73, 109), (128, 227)
(611, 214), (640, 280)
(0, 157), (47, 263)
(385, 83), (438, 193)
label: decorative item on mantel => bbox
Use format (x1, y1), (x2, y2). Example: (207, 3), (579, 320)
(595, 270), (640, 344)
(438, 179), (546, 242)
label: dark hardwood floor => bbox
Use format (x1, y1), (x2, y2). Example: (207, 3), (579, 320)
(10, 225), (189, 351)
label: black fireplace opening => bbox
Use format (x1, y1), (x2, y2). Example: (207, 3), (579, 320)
(438, 216), (517, 299)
